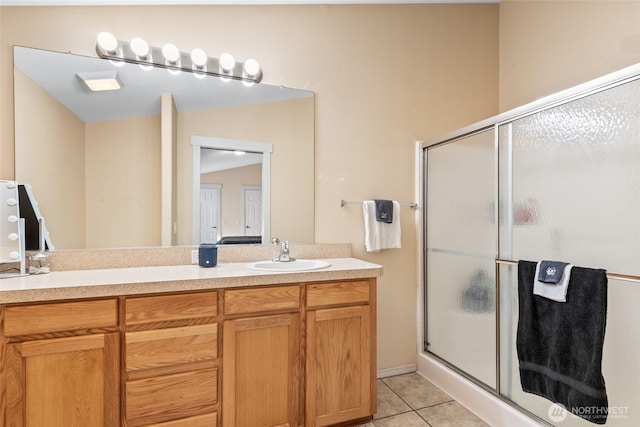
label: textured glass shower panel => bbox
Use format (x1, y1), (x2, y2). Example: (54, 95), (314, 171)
(426, 129), (496, 389)
(499, 77), (640, 426)
(498, 77), (640, 275)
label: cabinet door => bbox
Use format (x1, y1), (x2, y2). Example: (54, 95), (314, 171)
(222, 314), (301, 427)
(5, 332), (119, 427)
(306, 305), (372, 427)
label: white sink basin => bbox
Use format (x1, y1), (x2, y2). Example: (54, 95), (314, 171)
(248, 259), (331, 272)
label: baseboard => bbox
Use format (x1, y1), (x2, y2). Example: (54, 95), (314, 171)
(377, 364), (417, 379)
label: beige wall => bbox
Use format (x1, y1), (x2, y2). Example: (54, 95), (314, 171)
(499, 0), (640, 111)
(161, 94), (178, 246)
(14, 68), (86, 249)
(202, 163), (262, 238)
(309, 5), (499, 370)
(85, 116), (162, 248)
(0, 4), (498, 371)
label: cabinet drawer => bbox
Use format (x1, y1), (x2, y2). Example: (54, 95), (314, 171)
(4, 299), (118, 337)
(126, 367), (218, 427)
(145, 413), (217, 427)
(126, 292), (217, 325)
(306, 280), (370, 308)
(126, 324), (218, 372)
(224, 285), (300, 315)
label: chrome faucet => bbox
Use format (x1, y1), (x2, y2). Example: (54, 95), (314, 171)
(273, 240), (295, 262)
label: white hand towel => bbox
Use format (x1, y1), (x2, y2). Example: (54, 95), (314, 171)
(533, 262), (573, 302)
(363, 200), (401, 252)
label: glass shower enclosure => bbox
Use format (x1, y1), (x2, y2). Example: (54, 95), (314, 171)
(425, 129), (497, 390)
(423, 65), (640, 426)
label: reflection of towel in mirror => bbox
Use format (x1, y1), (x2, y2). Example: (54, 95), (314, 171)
(533, 262), (573, 302)
(363, 201), (401, 252)
(374, 199), (393, 223)
(517, 260), (609, 425)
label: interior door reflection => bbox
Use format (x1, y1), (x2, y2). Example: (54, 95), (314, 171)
(199, 184), (220, 244)
(242, 185), (262, 237)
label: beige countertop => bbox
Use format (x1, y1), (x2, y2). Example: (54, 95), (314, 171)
(0, 257), (382, 304)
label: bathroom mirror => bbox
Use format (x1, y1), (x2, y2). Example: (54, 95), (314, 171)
(13, 46), (315, 250)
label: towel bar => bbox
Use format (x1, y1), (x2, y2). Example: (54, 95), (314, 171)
(495, 258), (640, 283)
(340, 199), (417, 208)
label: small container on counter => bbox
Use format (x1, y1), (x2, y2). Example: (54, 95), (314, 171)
(198, 244), (218, 268)
(28, 252), (51, 274)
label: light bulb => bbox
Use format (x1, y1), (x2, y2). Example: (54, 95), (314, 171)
(162, 43), (180, 63)
(190, 48), (208, 68)
(97, 32), (118, 53)
(219, 53), (235, 72)
(243, 58), (260, 77)
(130, 37), (149, 58)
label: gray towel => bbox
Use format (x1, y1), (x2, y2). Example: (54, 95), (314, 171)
(538, 260), (569, 283)
(517, 260), (608, 424)
(374, 199), (393, 223)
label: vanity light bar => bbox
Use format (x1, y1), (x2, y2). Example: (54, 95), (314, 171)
(95, 32), (263, 84)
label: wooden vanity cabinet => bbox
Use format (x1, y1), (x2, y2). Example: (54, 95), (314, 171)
(222, 285), (303, 427)
(2, 299), (120, 427)
(305, 279), (376, 427)
(123, 291), (219, 427)
(1, 275), (377, 427)
(220, 279), (377, 427)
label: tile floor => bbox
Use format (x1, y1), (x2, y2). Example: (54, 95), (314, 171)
(358, 372), (490, 427)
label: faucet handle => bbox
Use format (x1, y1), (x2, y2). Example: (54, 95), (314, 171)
(272, 240), (294, 262)
(271, 237), (280, 245)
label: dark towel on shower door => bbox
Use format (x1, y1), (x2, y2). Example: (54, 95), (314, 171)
(517, 260), (608, 425)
